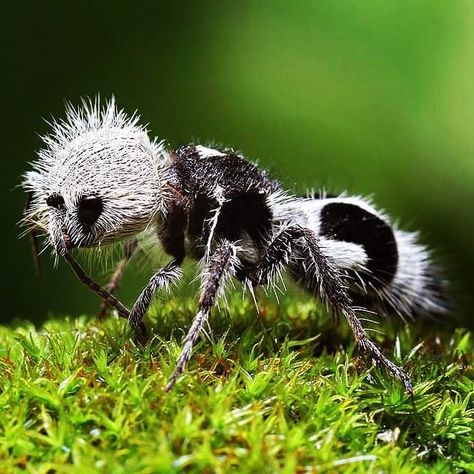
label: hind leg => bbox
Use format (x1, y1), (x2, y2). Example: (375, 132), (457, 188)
(252, 225), (413, 394)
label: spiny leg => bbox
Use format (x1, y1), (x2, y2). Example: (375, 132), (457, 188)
(251, 226), (296, 287)
(165, 240), (237, 391)
(252, 226), (413, 394)
(64, 253), (130, 319)
(298, 228), (413, 393)
(128, 261), (182, 341)
(98, 238), (138, 319)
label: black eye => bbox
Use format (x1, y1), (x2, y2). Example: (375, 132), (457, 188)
(78, 196), (103, 227)
(46, 193), (65, 209)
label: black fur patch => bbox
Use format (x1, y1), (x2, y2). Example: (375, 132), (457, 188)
(169, 145), (278, 259)
(320, 202), (398, 287)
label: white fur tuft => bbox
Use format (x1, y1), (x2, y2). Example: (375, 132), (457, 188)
(22, 96), (170, 256)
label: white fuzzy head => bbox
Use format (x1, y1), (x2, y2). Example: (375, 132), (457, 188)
(22, 97), (169, 256)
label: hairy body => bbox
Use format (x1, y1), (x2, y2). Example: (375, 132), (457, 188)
(22, 98), (448, 392)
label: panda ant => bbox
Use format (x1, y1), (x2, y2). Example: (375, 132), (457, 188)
(22, 98), (448, 392)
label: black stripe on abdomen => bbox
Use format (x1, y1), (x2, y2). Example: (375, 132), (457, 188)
(319, 202), (398, 287)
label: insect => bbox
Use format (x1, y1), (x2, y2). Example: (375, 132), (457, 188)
(22, 98), (448, 392)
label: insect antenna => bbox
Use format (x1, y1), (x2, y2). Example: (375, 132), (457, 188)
(25, 192), (43, 279)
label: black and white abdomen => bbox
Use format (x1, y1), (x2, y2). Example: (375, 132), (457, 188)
(277, 195), (448, 318)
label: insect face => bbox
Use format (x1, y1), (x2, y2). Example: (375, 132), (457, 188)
(23, 99), (169, 255)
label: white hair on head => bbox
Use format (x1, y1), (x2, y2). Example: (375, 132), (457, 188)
(22, 96), (171, 257)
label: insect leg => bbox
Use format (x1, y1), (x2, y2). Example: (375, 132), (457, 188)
(251, 226), (298, 287)
(64, 253), (130, 319)
(128, 261), (182, 340)
(165, 240), (237, 391)
(297, 228), (413, 393)
(98, 238), (139, 319)
(253, 226), (413, 394)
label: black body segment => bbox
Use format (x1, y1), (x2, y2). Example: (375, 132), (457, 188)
(159, 184), (187, 264)
(165, 145), (278, 261)
(319, 202), (398, 287)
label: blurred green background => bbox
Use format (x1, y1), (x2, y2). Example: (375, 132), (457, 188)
(3, 1), (473, 325)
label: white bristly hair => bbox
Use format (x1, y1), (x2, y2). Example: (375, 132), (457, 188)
(22, 97), (170, 258)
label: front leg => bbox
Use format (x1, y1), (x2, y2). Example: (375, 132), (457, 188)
(64, 253), (130, 319)
(166, 240), (237, 391)
(128, 261), (182, 340)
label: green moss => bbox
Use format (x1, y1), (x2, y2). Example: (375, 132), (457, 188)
(0, 295), (472, 473)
